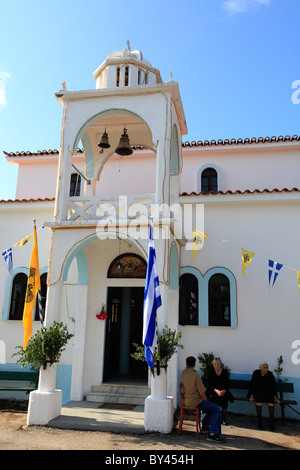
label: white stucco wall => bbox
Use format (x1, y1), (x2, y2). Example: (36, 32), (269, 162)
(178, 196), (300, 380)
(10, 141), (300, 203)
(180, 143), (300, 194)
(0, 202), (54, 363)
(96, 151), (156, 195)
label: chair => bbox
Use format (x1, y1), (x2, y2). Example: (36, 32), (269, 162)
(178, 383), (201, 438)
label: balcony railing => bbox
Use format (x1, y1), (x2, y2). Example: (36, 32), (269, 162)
(66, 194), (155, 224)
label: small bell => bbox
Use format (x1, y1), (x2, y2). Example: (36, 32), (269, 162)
(98, 129), (110, 149)
(115, 128), (133, 156)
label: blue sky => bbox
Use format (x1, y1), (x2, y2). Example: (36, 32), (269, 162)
(0, 0), (299, 200)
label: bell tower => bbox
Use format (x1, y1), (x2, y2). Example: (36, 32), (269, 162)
(53, 43), (187, 222)
(27, 44), (188, 431)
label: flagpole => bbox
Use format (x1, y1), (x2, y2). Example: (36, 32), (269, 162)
(33, 220), (45, 338)
(143, 223), (162, 372)
(22, 219), (44, 350)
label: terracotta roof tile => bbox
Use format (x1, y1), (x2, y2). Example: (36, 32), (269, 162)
(0, 197), (55, 203)
(3, 149), (83, 157)
(182, 134), (300, 147)
(3, 134), (299, 157)
(180, 187), (300, 196)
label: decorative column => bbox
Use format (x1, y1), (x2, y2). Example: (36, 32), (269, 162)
(144, 282), (174, 433)
(70, 284), (88, 401)
(54, 104), (73, 223)
(27, 364), (62, 426)
(27, 281), (64, 426)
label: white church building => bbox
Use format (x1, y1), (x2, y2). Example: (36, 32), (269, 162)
(0, 45), (299, 429)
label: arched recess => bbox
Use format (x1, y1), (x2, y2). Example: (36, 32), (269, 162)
(62, 244), (89, 286)
(61, 232), (147, 286)
(73, 108), (155, 181)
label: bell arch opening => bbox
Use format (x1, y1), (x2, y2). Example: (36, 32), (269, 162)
(72, 109), (156, 195)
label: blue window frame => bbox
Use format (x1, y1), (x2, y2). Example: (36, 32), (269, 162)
(179, 267), (237, 327)
(9, 272), (28, 320)
(3, 268), (48, 322)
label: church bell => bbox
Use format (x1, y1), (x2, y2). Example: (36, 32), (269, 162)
(98, 129), (110, 149)
(115, 128), (133, 156)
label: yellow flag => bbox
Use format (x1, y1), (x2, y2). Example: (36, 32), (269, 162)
(192, 229), (208, 260)
(242, 248), (255, 278)
(297, 271), (300, 293)
(22, 224), (41, 350)
(16, 234), (31, 247)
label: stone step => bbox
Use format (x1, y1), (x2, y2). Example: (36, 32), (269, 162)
(86, 383), (150, 405)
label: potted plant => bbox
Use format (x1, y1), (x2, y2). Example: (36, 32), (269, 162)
(198, 351), (231, 386)
(131, 326), (184, 376)
(14, 321), (73, 370)
(274, 355), (287, 383)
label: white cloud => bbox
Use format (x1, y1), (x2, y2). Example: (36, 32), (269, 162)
(223, 0), (271, 15)
(0, 71), (11, 111)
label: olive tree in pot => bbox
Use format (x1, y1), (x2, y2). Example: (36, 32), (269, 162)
(131, 326), (184, 376)
(14, 322), (73, 371)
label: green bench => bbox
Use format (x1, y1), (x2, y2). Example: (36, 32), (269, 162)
(0, 370), (39, 395)
(228, 378), (297, 424)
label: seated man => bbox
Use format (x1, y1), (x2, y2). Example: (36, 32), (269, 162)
(180, 356), (225, 442)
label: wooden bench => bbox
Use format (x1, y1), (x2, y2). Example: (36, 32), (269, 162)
(0, 370), (39, 395)
(228, 378), (297, 424)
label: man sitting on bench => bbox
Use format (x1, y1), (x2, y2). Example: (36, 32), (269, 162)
(180, 356), (226, 443)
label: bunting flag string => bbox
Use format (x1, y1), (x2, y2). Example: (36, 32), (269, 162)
(191, 229), (208, 260)
(242, 248), (255, 278)
(268, 260), (283, 288)
(191, 229), (300, 293)
(16, 234), (32, 247)
(0, 226), (44, 275)
(1, 248), (13, 276)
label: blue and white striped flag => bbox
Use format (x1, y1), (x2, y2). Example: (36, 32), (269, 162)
(1, 247), (13, 276)
(268, 259), (283, 287)
(143, 224), (162, 368)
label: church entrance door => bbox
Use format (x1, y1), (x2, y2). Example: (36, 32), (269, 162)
(103, 286), (147, 383)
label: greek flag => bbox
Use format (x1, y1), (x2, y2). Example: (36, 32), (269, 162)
(268, 260), (283, 287)
(2, 247), (13, 276)
(142, 225), (162, 368)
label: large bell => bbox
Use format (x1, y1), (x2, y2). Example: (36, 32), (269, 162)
(98, 129), (110, 149)
(115, 128), (133, 156)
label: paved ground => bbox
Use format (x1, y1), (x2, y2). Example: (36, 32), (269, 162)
(0, 400), (299, 452)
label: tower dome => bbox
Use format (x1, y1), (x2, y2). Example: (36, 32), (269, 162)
(93, 43), (162, 89)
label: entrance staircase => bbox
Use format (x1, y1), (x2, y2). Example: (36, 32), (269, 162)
(86, 382), (150, 406)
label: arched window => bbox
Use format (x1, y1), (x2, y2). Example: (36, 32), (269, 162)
(201, 168), (218, 193)
(107, 253), (147, 278)
(70, 173), (81, 197)
(179, 273), (198, 325)
(7, 271), (48, 321)
(208, 274), (230, 326)
(9, 273), (28, 320)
